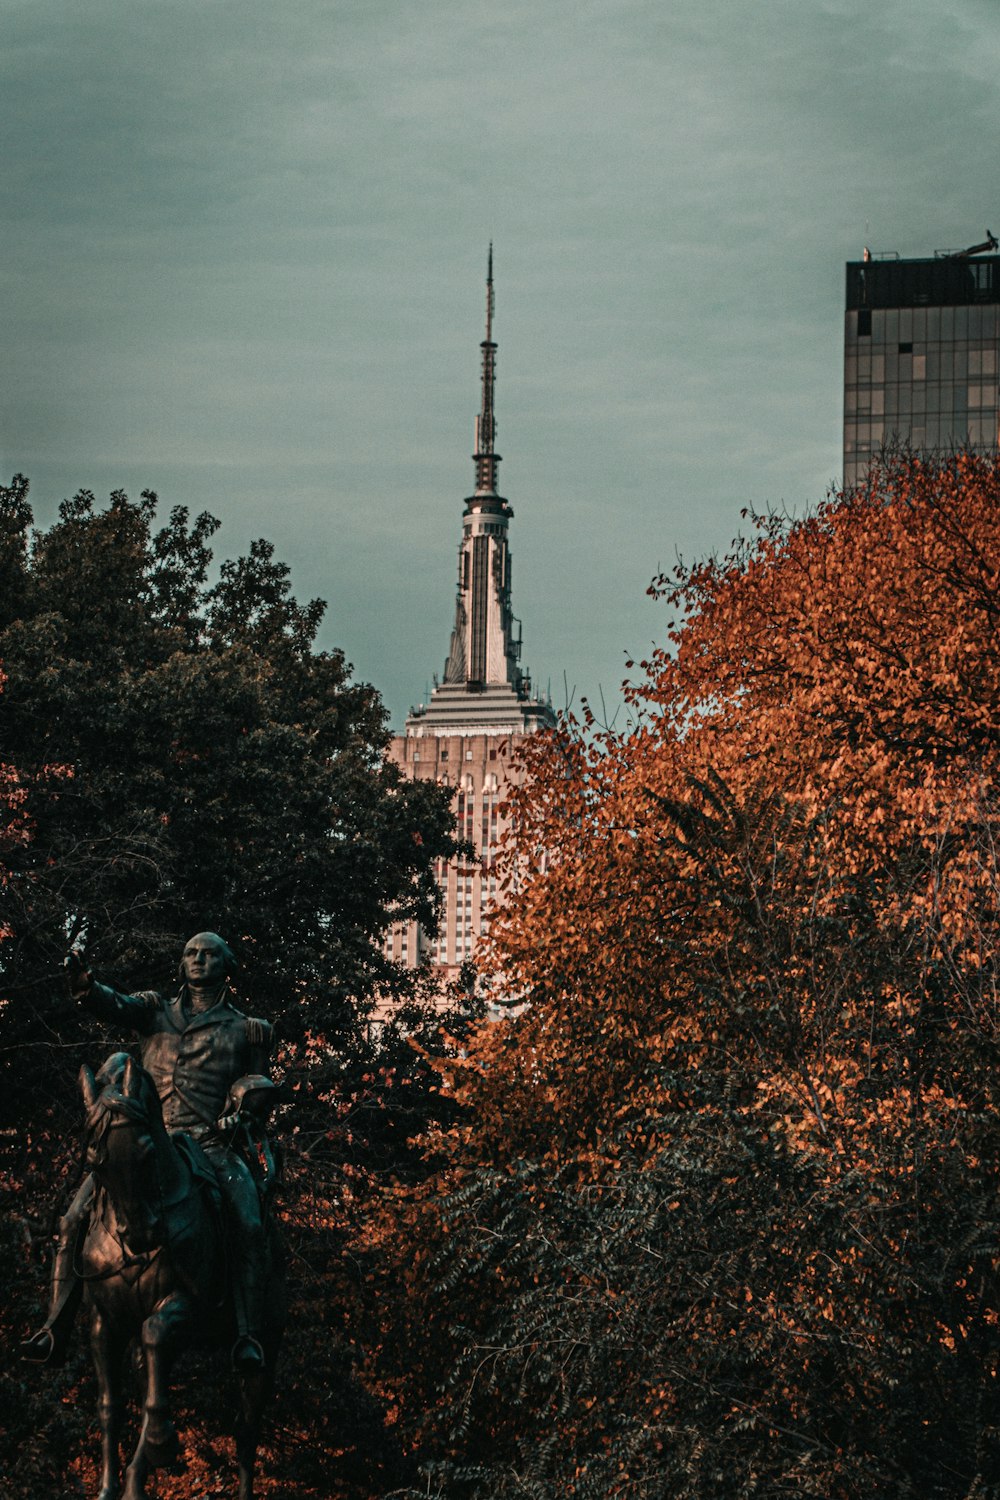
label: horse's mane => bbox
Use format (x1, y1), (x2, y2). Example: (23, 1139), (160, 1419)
(84, 1051), (166, 1144)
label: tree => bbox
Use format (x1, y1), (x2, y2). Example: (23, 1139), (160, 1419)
(379, 454), (1000, 1499)
(0, 476), (461, 1497)
(0, 481), (454, 1043)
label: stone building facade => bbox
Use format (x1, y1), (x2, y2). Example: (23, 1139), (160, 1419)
(387, 249), (555, 982)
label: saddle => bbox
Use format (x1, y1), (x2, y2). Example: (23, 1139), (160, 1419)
(172, 1130), (224, 1219)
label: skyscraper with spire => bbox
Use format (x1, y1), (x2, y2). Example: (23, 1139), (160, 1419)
(387, 250), (555, 977)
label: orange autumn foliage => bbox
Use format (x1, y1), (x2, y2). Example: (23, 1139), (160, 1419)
(474, 451), (1000, 1157)
(378, 455), (1000, 1500)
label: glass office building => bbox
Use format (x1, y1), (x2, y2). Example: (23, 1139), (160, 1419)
(844, 253), (1000, 488)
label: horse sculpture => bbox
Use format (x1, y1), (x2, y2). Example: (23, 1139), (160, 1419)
(77, 1051), (285, 1500)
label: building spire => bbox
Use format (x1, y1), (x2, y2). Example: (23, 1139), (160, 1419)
(473, 243), (500, 496)
(407, 252), (555, 733)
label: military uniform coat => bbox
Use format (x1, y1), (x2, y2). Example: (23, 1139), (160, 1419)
(84, 981), (273, 1137)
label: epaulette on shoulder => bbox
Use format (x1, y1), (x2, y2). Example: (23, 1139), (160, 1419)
(245, 1016), (273, 1049)
(135, 990), (162, 1012)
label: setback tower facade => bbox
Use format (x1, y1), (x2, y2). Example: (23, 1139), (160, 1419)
(387, 250), (555, 980)
(844, 236), (1000, 488)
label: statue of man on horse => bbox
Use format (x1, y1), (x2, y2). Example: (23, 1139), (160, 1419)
(22, 931), (280, 1374)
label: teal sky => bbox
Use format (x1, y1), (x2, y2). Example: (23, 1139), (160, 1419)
(3, 0), (999, 728)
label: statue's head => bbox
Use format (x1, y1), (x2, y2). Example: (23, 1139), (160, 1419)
(178, 931), (236, 987)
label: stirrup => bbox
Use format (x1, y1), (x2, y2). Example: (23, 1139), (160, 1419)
(19, 1327), (62, 1366)
(231, 1334), (265, 1372)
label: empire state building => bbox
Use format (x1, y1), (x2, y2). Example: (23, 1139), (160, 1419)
(387, 249), (555, 976)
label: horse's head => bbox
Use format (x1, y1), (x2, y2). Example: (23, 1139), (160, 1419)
(80, 1051), (162, 1140)
(80, 1052), (169, 1251)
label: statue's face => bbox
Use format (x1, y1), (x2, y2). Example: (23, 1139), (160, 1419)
(181, 932), (228, 989)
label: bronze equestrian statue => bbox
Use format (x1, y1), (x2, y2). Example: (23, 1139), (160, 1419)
(21, 933), (286, 1499)
(76, 1050), (283, 1499)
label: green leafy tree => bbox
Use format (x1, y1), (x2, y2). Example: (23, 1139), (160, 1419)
(0, 476), (461, 1498)
(0, 481), (453, 1045)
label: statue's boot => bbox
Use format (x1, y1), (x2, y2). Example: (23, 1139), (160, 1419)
(230, 1247), (266, 1373)
(20, 1234), (83, 1366)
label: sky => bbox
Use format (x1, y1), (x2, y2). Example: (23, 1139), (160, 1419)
(3, 0), (999, 730)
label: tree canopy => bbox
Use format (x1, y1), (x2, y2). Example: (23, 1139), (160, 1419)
(0, 476), (462, 1497)
(0, 477), (457, 1049)
(378, 454), (1000, 1500)
(11, 454), (1000, 1497)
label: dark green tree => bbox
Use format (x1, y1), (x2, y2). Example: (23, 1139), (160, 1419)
(0, 478), (455, 1056)
(0, 476), (462, 1497)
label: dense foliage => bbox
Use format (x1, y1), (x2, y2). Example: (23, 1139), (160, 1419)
(379, 454), (1000, 1499)
(0, 477), (463, 1496)
(0, 476), (455, 1046)
(11, 454), (1000, 1499)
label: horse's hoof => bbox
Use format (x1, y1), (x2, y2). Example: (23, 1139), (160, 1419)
(142, 1421), (180, 1469)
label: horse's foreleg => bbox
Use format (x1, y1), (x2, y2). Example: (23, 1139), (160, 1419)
(129, 1294), (189, 1478)
(120, 1448), (149, 1500)
(90, 1307), (127, 1500)
(235, 1316), (283, 1500)
(236, 1362), (279, 1500)
(235, 1364), (268, 1500)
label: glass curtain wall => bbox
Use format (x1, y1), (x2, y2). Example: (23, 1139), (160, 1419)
(844, 256), (1000, 488)
(844, 303), (1000, 487)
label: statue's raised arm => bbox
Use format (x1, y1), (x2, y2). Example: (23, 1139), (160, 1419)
(65, 946), (162, 1034)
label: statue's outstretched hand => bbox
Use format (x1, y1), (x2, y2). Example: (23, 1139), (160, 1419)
(64, 948), (92, 1001)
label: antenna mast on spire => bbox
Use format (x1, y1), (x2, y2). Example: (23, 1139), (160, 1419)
(474, 244), (500, 495)
(486, 241), (494, 341)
